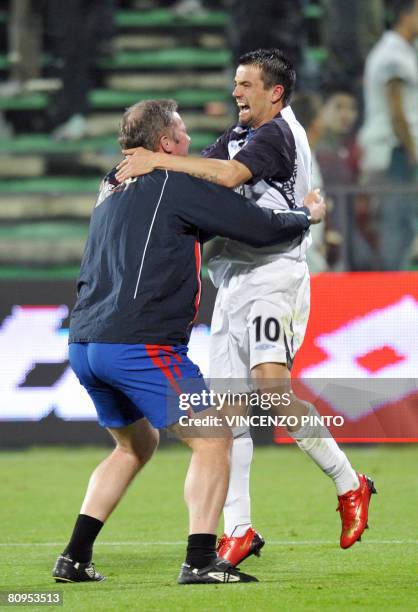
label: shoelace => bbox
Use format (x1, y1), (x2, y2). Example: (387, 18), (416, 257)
(219, 562), (238, 576)
(85, 562), (97, 571)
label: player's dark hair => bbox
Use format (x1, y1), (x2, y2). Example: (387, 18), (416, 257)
(119, 99), (178, 151)
(238, 48), (296, 105)
(387, 0), (417, 25)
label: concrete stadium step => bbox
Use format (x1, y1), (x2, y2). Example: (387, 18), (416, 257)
(0, 222), (88, 264)
(0, 155), (45, 177)
(0, 92), (47, 110)
(106, 71), (229, 91)
(0, 222), (87, 240)
(0, 242), (85, 264)
(0, 177), (100, 195)
(0, 194), (95, 220)
(90, 88), (229, 109)
(115, 34), (179, 51)
(0, 134), (118, 154)
(101, 48), (231, 70)
(0, 88), (230, 111)
(0, 237), (87, 264)
(116, 9), (227, 29)
(115, 33), (225, 51)
(0, 130), (220, 155)
(0, 265), (81, 279)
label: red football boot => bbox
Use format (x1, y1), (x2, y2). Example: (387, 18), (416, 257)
(217, 527), (265, 566)
(337, 473), (377, 549)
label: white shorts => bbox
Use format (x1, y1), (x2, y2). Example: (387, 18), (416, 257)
(209, 258), (310, 380)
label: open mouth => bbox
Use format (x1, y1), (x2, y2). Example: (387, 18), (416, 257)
(237, 103), (250, 114)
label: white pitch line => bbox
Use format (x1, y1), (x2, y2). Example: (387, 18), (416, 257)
(0, 540), (417, 547)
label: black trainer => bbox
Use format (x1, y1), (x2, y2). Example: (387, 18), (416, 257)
(177, 556), (258, 584)
(52, 554), (105, 583)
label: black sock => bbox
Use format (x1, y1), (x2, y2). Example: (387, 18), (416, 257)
(63, 514), (104, 563)
(186, 533), (217, 569)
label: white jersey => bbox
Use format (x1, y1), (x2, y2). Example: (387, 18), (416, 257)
(203, 106), (312, 286)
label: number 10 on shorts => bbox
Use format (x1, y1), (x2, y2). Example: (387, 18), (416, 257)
(252, 315), (281, 343)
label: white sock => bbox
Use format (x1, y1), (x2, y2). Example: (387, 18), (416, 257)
(223, 427), (253, 537)
(290, 404), (360, 496)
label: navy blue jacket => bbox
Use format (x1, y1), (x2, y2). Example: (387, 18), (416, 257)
(69, 169), (310, 346)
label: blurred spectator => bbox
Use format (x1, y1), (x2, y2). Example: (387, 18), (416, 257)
(316, 85), (360, 186)
(316, 85), (359, 268)
(0, 0), (58, 100)
(315, 85), (378, 269)
(323, 0), (385, 94)
(292, 92), (328, 272)
(360, 0), (418, 270)
(8, 0), (42, 84)
(46, 0), (115, 140)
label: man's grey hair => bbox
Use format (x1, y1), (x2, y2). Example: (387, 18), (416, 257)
(119, 99), (178, 151)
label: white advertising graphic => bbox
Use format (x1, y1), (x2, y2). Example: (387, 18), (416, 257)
(299, 296), (418, 420)
(0, 305), (211, 421)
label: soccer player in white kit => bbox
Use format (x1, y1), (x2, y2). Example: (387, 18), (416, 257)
(116, 49), (376, 565)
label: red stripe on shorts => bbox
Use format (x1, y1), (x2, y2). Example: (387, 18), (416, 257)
(145, 345), (183, 395)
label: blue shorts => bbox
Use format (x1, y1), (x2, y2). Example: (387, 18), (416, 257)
(69, 342), (208, 429)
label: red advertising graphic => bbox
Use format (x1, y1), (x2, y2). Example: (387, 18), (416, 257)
(275, 272), (418, 443)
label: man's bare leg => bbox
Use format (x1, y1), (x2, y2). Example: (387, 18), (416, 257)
(181, 435), (232, 535)
(55, 418), (158, 573)
(172, 413), (258, 583)
(81, 418), (159, 521)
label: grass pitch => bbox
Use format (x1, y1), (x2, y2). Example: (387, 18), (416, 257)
(0, 444), (417, 611)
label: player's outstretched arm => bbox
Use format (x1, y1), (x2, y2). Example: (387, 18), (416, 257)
(175, 174), (313, 248)
(115, 147), (251, 188)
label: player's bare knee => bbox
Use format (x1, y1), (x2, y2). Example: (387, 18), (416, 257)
(109, 420), (159, 467)
(252, 362), (290, 395)
(113, 441), (155, 471)
(252, 361), (288, 382)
